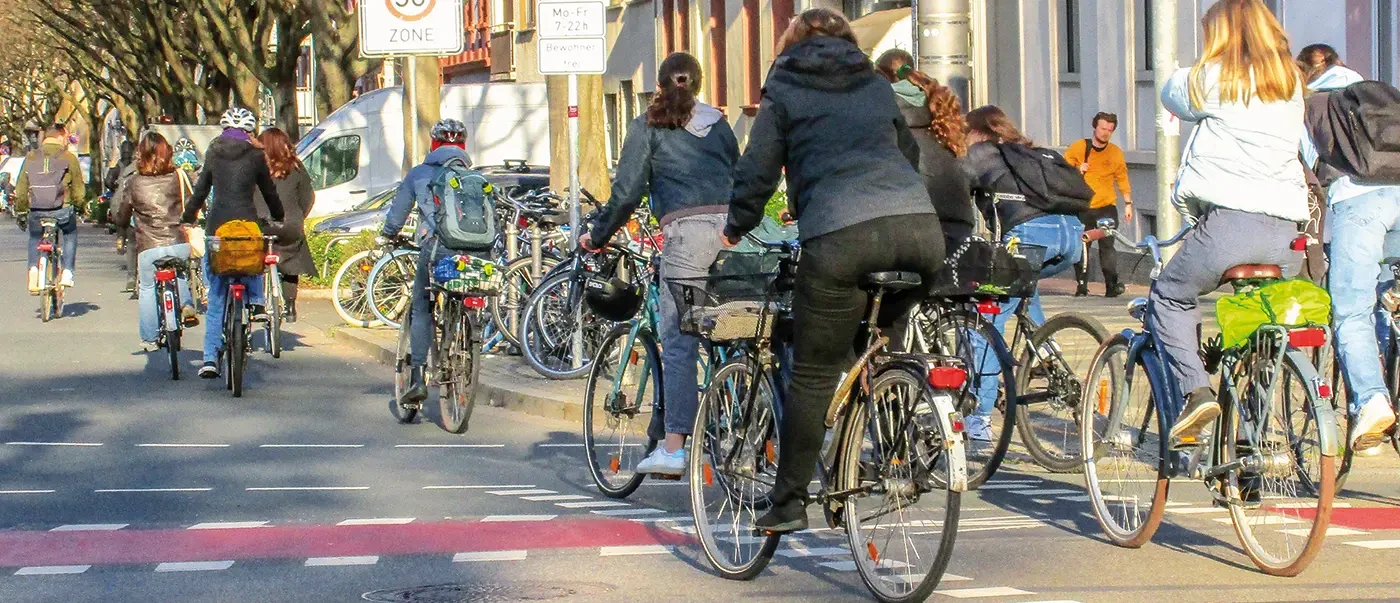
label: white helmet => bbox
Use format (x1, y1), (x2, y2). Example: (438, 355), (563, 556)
(220, 107), (258, 133)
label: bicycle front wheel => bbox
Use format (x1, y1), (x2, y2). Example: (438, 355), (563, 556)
(923, 309), (1016, 488)
(367, 251), (417, 330)
(265, 271), (282, 358)
(841, 366), (960, 603)
(392, 312), (419, 424)
(332, 250), (380, 327)
(1015, 312), (1109, 473)
(520, 270), (608, 380)
(584, 324), (660, 498)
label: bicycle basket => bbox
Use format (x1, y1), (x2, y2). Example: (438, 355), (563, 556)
(669, 273), (783, 342)
(433, 254), (503, 296)
(928, 238), (1043, 298)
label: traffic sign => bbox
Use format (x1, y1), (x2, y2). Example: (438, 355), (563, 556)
(536, 0), (607, 75)
(538, 39), (608, 75)
(537, 1), (607, 38)
(360, 0), (466, 57)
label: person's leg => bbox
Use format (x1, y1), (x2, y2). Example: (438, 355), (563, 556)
(137, 247), (161, 343)
(409, 252), (435, 368)
(1098, 211), (1122, 288)
(1328, 194), (1395, 414)
(26, 212), (42, 267)
(1074, 211), (1096, 292)
(282, 274), (299, 322)
(58, 209), (77, 273)
(657, 215), (727, 445)
(203, 257), (229, 365)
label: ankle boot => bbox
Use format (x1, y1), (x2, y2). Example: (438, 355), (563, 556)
(283, 282), (298, 323)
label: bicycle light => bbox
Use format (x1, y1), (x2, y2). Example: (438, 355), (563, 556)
(264, 254), (280, 265)
(154, 269), (177, 282)
(1288, 327), (1326, 349)
(929, 366), (968, 390)
(463, 297), (487, 309)
(976, 300), (1001, 316)
(1290, 235), (1312, 252)
(36, 243), (53, 253)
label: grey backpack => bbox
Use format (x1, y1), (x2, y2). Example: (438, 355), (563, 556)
(25, 152), (72, 211)
(430, 158), (496, 250)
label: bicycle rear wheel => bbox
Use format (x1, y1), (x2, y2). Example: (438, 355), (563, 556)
(230, 307), (247, 398)
(1080, 334), (1169, 548)
(1015, 312), (1109, 473)
(490, 256), (559, 349)
(441, 307), (481, 434)
(690, 357), (780, 581)
(167, 327), (181, 381)
(367, 251), (416, 329)
(584, 324), (659, 498)
(841, 366), (960, 603)
(331, 250), (380, 327)
(392, 312), (419, 423)
(520, 270), (607, 380)
(51, 254), (63, 318)
(265, 272), (282, 358)
(923, 309), (1016, 488)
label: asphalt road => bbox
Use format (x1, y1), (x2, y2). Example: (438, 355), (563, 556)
(2, 223), (1399, 603)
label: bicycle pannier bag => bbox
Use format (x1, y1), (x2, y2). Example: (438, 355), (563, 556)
(210, 219), (264, 276)
(431, 158), (497, 251)
(1216, 279), (1331, 349)
(1305, 81), (1400, 185)
(24, 152), (72, 211)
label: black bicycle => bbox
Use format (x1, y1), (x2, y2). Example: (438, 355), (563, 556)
(33, 217), (65, 322)
(153, 257), (190, 380)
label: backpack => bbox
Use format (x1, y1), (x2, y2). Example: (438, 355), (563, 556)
(1305, 80), (1400, 185)
(996, 143), (1094, 215)
(430, 158), (496, 251)
(25, 151), (72, 211)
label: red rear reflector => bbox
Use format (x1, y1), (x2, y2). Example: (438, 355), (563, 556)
(155, 269), (177, 282)
(1318, 382), (1333, 399)
(164, 298), (174, 311)
(929, 366), (968, 390)
(976, 300), (1001, 316)
(1288, 327), (1326, 349)
(517, 217), (529, 229)
(949, 413), (965, 433)
(463, 297), (486, 309)
(264, 255), (280, 265)
(1291, 235), (1310, 252)
(36, 243), (53, 252)
(230, 284), (245, 299)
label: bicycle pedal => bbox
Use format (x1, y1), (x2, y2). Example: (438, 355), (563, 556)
(399, 401), (423, 411)
(1169, 433), (1208, 451)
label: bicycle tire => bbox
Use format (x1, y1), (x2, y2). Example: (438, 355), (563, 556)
(1225, 349), (1336, 576)
(584, 324), (660, 498)
(331, 250), (381, 328)
(690, 357), (780, 581)
(841, 365), (961, 603)
(520, 270), (606, 380)
(490, 256), (560, 349)
(231, 306), (247, 398)
(38, 256), (52, 323)
(265, 269), (282, 358)
(1080, 334), (1168, 548)
(367, 250), (417, 330)
(441, 307), (481, 434)
(1015, 312), (1110, 473)
(923, 309), (1017, 488)
(52, 250), (63, 319)
(168, 326), (181, 381)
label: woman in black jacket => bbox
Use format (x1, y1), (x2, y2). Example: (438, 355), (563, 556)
(255, 128), (316, 323)
(723, 8), (946, 533)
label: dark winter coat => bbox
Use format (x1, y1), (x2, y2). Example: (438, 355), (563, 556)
(895, 97), (977, 231)
(254, 167), (317, 276)
(181, 132), (285, 232)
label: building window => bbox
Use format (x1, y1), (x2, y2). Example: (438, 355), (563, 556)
(297, 47), (311, 89)
(518, 0), (535, 29)
(708, 0), (727, 107)
(1062, 0), (1080, 74)
(1137, 0), (1154, 72)
(605, 93), (620, 165)
(1381, 0), (1396, 84)
(743, 0), (761, 107)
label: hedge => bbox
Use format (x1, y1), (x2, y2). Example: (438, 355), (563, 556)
(306, 231), (376, 288)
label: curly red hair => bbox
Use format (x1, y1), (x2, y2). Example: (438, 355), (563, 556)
(905, 71), (967, 157)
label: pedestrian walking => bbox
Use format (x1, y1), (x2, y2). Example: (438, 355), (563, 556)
(253, 128), (316, 324)
(1065, 112), (1133, 297)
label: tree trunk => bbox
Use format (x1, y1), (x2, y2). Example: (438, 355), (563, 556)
(401, 56), (441, 172)
(547, 75), (611, 200)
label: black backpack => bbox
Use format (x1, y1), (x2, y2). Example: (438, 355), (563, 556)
(996, 143), (1094, 215)
(1305, 80), (1400, 186)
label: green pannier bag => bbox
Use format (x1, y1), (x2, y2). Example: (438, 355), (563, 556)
(1215, 279), (1331, 349)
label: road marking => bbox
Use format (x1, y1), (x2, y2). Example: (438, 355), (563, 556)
(1345, 539), (1400, 550)
(880, 572), (973, 584)
(982, 480), (1041, 486)
(154, 561), (235, 572)
(629, 516), (693, 523)
(1212, 516), (1304, 526)
(454, 550), (528, 562)
(245, 487), (369, 492)
(599, 545), (674, 557)
(537, 443), (584, 448)
(1279, 527), (1368, 537)
(6, 442), (103, 447)
(714, 535), (772, 545)
(641, 481), (689, 487)
(1269, 502), (1352, 509)
(1058, 495), (1093, 502)
(776, 547), (849, 558)
(488, 489), (556, 496)
(1166, 507), (1229, 515)
(592, 508), (665, 517)
(975, 484), (1040, 490)
(51, 524), (128, 532)
(521, 494), (591, 502)
(1010, 489), (1082, 496)
(556, 501), (630, 509)
(14, 565), (91, 575)
(137, 444), (230, 448)
(188, 522), (269, 530)
(481, 515), (557, 522)
(337, 518), (415, 526)
(820, 559), (911, 572)
(258, 444), (364, 448)
(305, 556), (379, 566)
(424, 484), (536, 490)
(0, 490), (55, 495)
(94, 488), (211, 493)
(934, 587), (1035, 598)
(394, 444), (504, 448)
(50, 388), (76, 392)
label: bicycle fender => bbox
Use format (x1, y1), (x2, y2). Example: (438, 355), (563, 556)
(928, 389), (970, 493)
(1287, 348), (1342, 457)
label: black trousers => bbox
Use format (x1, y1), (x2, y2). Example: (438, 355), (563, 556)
(1074, 205), (1120, 285)
(771, 213), (946, 509)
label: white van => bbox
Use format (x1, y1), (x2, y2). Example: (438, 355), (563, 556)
(296, 83), (550, 217)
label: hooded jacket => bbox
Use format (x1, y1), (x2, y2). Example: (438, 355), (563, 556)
(181, 131), (285, 232)
(14, 139), (85, 214)
(382, 145), (474, 247)
(590, 103), (739, 243)
(726, 36), (933, 242)
(115, 172), (185, 254)
(892, 89), (977, 230)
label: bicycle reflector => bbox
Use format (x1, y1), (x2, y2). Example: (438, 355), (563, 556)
(463, 297), (487, 309)
(1288, 327), (1326, 349)
(929, 366), (968, 390)
(1290, 235), (1311, 252)
(264, 254), (280, 265)
(1317, 381), (1333, 399)
(36, 243), (53, 253)
(948, 412), (965, 433)
(154, 269), (177, 282)
(976, 300), (1001, 316)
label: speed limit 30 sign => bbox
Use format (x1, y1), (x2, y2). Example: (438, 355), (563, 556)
(360, 0), (466, 57)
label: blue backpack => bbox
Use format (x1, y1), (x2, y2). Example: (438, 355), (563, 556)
(430, 157), (496, 250)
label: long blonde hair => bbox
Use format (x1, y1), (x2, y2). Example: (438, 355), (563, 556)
(1189, 0), (1300, 108)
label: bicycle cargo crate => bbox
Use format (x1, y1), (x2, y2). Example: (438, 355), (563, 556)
(433, 254), (503, 295)
(207, 236), (265, 277)
(927, 238), (1043, 299)
(669, 274), (784, 342)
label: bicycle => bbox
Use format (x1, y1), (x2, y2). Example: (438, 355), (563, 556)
(1079, 223), (1339, 576)
(33, 217), (65, 322)
(332, 248), (381, 327)
(490, 189), (571, 349)
(688, 238), (968, 602)
(153, 256), (191, 380)
(211, 235), (275, 398)
(366, 241), (419, 330)
(262, 238), (284, 358)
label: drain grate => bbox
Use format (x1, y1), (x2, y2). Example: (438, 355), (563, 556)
(363, 581), (613, 603)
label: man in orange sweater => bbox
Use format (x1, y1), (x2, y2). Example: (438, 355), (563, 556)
(1065, 112), (1134, 298)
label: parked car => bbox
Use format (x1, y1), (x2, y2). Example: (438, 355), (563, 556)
(309, 185), (398, 234)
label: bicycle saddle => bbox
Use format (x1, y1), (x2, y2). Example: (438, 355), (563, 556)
(862, 271), (922, 292)
(1221, 264), (1282, 284)
(153, 257), (188, 270)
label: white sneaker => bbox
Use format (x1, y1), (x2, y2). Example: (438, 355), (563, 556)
(140, 341), (161, 353)
(1350, 394), (1397, 455)
(26, 267), (39, 293)
(636, 446), (686, 477)
(58, 270), (74, 288)
(965, 415), (994, 442)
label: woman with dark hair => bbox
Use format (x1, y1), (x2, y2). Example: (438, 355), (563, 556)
(115, 132), (198, 351)
(1297, 43), (1364, 89)
(724, 7), (946, 533)
(255, 127), (316, 322)
(579, 52), (740, 477)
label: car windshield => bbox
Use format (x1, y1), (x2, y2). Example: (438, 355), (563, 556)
(295, 129), (324, 156)
(354, 186), (398, 211)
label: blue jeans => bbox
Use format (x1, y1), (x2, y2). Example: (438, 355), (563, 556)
(974, 214), (1084, 415)
(657, 214), (728, 436)
(203, 255), (264, 363)
(27, 207), (77, 271)
(1329, 189), (1400, 413)
(138, 244), (194, 343)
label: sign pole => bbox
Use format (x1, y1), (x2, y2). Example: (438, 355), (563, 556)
(568, 72), (583, 370)
(407, 56), (420, 164)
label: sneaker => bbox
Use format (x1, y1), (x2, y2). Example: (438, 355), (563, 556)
(248, 304), (269, 322)
(122, 279), (136, 294)
(1350, 394), (1397, 455)
(198, 362), (219, 379)
(1105, 282), (1127, 298)
(58, 270), (74, 288)
(1170, 387), (1221, 450)
(182, 306), (200, 328)
(635, 445), (686, 477)
(964, 414), (994, 442)
(26, 267), (38, 293)
(140, 341), (161, 353)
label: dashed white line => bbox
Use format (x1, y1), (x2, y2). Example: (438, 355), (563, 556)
(6, 442), (102, 447)
(880, 572), (972, 585)
(0, 490), (55, 495)
(935, 587), (1036, 598)
(258, 444), (364, 449)
(337, 518), (415, 526)
(1344, 539), (1400, 549)
(154, 561), (235, 572)
(394, 444), (504, 448)
(556, 501), (631, 509)
(1009, 489), (1082, 496)
(488, 489), (556, 496)
(245, 487), (370, 492)
(599, 545), (675, 557)
(454, 550), (528, 562)
(521, 494), (591, 502)
(1212, 516), (1305, 526)
(536, 443), (584, 448)
(188, 522), (270, 530)
(14, 565), (91, 575)
(975, 484), (1040, 490)
(51, 524), (128, 532)
(776, 547), (849, 558)
(423, 484), (536, 490)
(629, 516), (693, 523)
(1166, 507), (1229, 515)
(94, 488), (212, 493)
(820, 559), (912, 572)
(305, 556), (379, 566)
(592, 508), (665, 516)
(1279, 527), (1368, 537)
(137, 444), (230, 448)
(481, 515), (557, 522)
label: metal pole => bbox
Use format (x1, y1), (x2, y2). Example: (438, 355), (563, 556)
(568, 73), (583, 370)
(1152, 0), (1181, 259)
(914, 0), (973, 107)
(408, 57), (421, 164)
(309, 35), (319, 125)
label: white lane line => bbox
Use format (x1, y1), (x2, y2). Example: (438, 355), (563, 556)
(305, 556), (379, 566)
(14, 565), (91, 576)
(599, 545), (674, 557)
(641, 481), (689, 487)
(454, 550), (528, 562)
(982, 480), (1041, 485)
(629, 516), (694, 524)
(50, 388), (76, 392)
(592, 508), (665, 517)
(189, 522), (270, 530)
(481, 515), (557, 522)
(975, 484), (1039, 490)
(556, 501), (631, 509)
(1166, 507), (1229, 515)
(934, 586), (1036, 598)
(1058, 495), (1093, 502)
(6, 442), (103, 447)
(245, 487), (369, 492)
(1279, 527), (1368, 537)
(424, 485), (537, 490)
(394, 444), (505, 448)
(51, 524), (128, 532)
(1009, 489), (1082, 496)
(0, 490), (56, 495)
(154, 561), (235, 572)
(537, 443), (584, 448)
(137, 444), (230, 448)
(521, 494), (591, 502)
(1212, 516), (1305, 526)
(488, 489), (556, 496)
(258, 444), (364, 448)
(94, 488), (211, 493)
(820, 559), (912, 572)
(776, 547), (849, 558)
(1345, 540), (1400, 550)
(880, 573), (973, 584)
(337, 518), (415, 526)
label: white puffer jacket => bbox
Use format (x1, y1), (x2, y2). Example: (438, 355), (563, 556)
(1161, 64), (1309, 223)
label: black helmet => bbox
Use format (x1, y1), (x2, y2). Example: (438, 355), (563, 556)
(584, 274), (642, 322)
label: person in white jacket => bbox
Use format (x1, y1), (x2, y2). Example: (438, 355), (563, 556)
(1154, 0), (1309, 447)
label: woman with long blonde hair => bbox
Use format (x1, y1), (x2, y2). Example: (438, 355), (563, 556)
(1155, 0), (1309, 445)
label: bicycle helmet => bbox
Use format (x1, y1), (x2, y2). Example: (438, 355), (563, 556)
(584, 263), (643, 323)
(220, 107), (258, 132)
(430, 118), (467, 144)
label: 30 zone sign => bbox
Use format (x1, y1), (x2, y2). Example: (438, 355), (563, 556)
(360, 0), (465, 57)
(386, 0), (436, 21)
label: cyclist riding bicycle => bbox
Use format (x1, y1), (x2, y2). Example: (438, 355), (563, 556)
(379, 118), (482, 410)
(1156, 0), (1309, 447)
(16, 123), (85, 293)
(722, 8), (947, 534)
(180, 107), (286, 379)
(578, 52), (740, 477)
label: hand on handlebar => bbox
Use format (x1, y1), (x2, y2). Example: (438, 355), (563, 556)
(578, 232), (600, 252)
